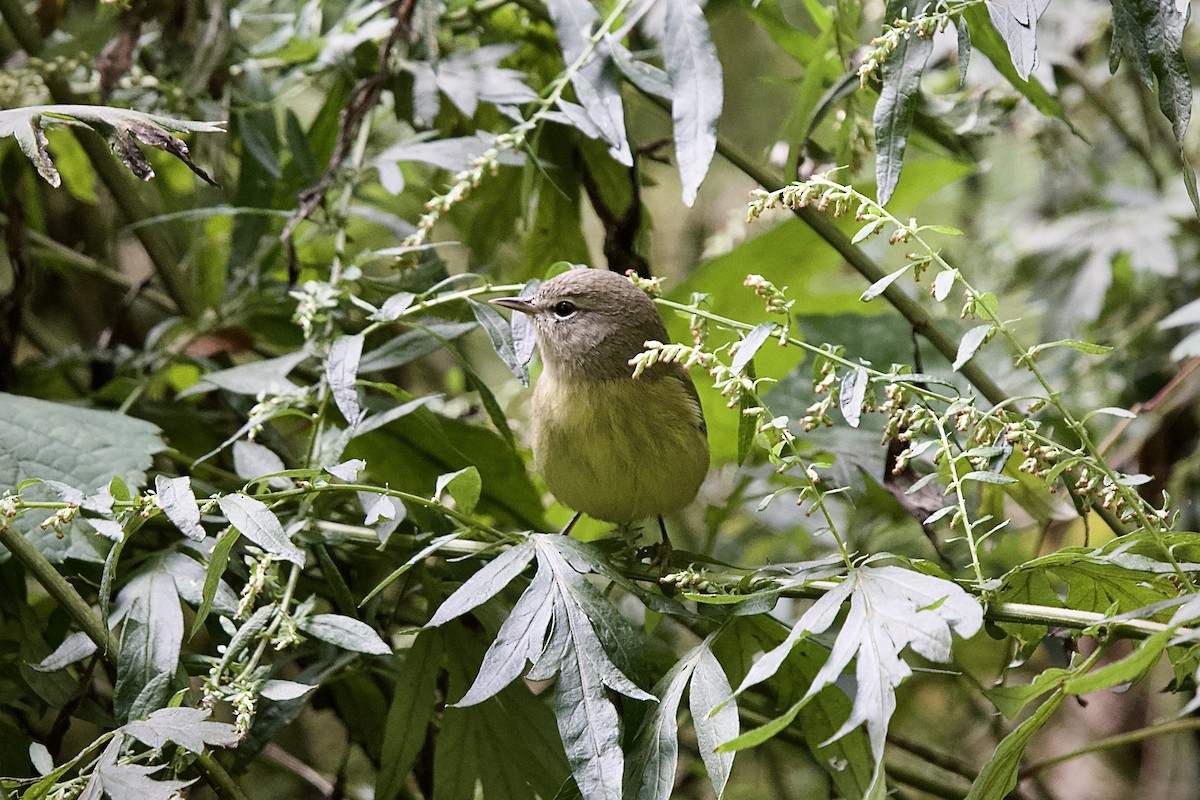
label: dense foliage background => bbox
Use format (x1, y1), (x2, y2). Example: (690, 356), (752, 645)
(1, 0), (1199, 797)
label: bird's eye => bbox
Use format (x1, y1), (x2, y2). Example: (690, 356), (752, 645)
(552, 300), (577, 318)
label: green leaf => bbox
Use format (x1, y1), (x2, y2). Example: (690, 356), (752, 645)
(980, 0), (1049, 80)
(1028, 338), (1113, 357)
(730, 322), (777, 375)
(965, 690), (1065, 800)
(961, 5), (1071, 125)
(377, 631), (444, 800)
(113, 570), (182, 723)
(1065, 628), (1173, 696)
(953, 324), (992, 370)
(625, 647), (696, 800)
(872, 0), (934, 205)
(299, 613), (391, 655)
(154, 476), (205, 541)
(470, 299), (529, 386)
(124, 707), (240, 752)
(544, 0), (631, 165)
(1109, 0), (1191, 145)
(662, 0), (723, 206)
(434, 623), (570, 800)
(860, 265), (910, 302)
(689, 646), (737, 798)
(838, 367), (868, 428)
(735, 567), (982, 783)
(984, 667), (1071, 718)
(326, 334), (365, 430)
(435, 466), (482, 516)
(960, 470), (1018, 485)
(426, 540), (536, 627)
(191, 527), (239, 638)
(0, 393), (164, 563)
(217, 494), (306, 566)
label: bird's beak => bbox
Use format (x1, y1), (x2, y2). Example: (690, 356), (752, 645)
(490, 297), (537, 315)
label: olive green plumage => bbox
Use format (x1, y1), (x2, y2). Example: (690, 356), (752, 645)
(493, 269), (709, 526)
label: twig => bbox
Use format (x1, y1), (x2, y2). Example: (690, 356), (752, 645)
(1018, 717), (1200, 778)
(279, 0), (416, 282)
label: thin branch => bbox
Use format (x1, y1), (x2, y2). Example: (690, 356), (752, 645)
(0, 525), (119, 658)
(1018, 717), (1200, 778)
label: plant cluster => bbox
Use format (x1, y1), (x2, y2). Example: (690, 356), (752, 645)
(0, 0), (1199, 798)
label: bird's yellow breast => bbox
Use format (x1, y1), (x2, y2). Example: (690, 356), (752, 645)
(530, 371), (709, 524)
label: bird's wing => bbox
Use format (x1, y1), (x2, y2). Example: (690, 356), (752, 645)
(667, 364), (707, 436)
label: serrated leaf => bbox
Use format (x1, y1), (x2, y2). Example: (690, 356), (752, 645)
(326, 334), (365, 430)
(97, 760), (194, 800)
(1109, 0), (1191, 146)
(0, 392), (163, 563)
(217, 494), (305, 566)
(873, 0), (934, 205)
(426, 540), (536, 627)
(154, 476), (205, 541)
(838, 368), (868, 428)
(860, 265), (910, 302)
(730, 322), (776, 375)
(470, 299), (529, 386)
(124, 707), (240, 752)
(953, 324), (992, 370)
(662, 0), (723, 206)
(300, 613), (391, 655)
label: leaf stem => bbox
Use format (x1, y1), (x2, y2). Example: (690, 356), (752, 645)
(0, 524), (119, 658)
(934, 415), (985, 584)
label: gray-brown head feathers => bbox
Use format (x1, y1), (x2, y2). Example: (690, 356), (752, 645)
(493, 269), (669, 382)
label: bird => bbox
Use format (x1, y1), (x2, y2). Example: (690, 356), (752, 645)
(492, 268), (709, 548)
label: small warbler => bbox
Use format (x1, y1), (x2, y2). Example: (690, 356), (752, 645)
(492, 269), (709, 542)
